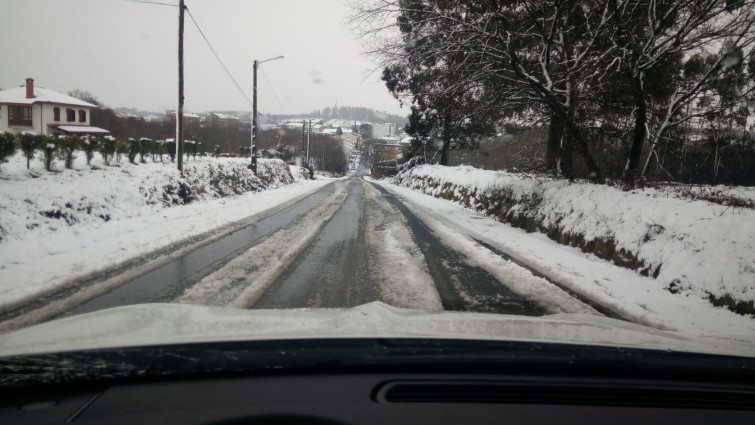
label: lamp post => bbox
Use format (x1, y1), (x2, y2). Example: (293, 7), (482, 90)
(250, 55), (284, 174)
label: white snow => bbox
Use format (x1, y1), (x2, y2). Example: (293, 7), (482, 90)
(408, 212), (601, 315)
(363, 182), (443, 311)
(392, 165), (755, 306)
(1, 153), (292, 243)
(53, 125), (110, 134)
(0, 86), (96, 107)
(0, 153), (330, 314)
(371, 175), (755, 338)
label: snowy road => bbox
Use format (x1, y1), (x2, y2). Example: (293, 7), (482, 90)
(1, 176), (604, 330)
(189, 177), (597, 315)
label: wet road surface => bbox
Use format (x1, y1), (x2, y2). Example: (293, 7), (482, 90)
(253, 179), (379, 308)
(5, 174), (589, 328)
(60, 185), (338, 318)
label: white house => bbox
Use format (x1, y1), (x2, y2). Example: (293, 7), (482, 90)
(0, 78), (109, 136)
(374, 122), (398, 138)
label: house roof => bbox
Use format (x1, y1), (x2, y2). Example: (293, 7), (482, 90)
(0, 86), (97, 107)
(51, 125), (110, 134)
(212, 113), (240, 120)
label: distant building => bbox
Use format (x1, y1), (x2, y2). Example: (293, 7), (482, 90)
(208, 113), (241, 129)
(166, 110), (201, 125)
(166, 110), (201, 140)
(0, 78), (109, 136)
(340, 132), (361, 155)
(358, 123), (374, 139)
(374, 123), (398, 138)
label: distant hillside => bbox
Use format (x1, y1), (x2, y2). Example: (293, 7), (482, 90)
(274, 105), (408, 126)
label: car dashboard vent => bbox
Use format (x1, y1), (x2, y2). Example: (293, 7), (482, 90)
(375, 380), (755, 409)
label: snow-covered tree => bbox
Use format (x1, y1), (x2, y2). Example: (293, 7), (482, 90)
(0, 132), (16, 170)
(57, 136), (79, 169)
(18, 132), (37, 169)
(99, 137), (116, 165)
(127, 138), (140, 164)
(42, 136), (55, 171)
(115, 139), (128, 164)
(354, 0), (755, 184)
(82, 136), (98, 166)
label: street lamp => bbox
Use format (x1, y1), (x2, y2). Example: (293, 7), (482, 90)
(250, 55), (284, 174)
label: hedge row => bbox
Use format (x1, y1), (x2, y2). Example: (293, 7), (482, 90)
(0, 132), (209, 171)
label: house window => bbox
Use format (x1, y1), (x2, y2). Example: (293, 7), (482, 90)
(66, 108), (75, 122)
(78, 110), (86, 123)
(8, 106), (32, 126)
(54, 107), (60, 121)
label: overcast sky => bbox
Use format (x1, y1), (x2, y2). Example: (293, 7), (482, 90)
(0, 0), (404, 116)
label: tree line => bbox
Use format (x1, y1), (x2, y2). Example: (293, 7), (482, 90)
(355, 0), (755, 186)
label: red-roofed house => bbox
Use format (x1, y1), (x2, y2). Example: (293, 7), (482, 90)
(0, 78), (109, 136)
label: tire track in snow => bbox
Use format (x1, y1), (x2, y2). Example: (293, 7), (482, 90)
(177, 183), (349, 308)
(363, 182), (443, 311)
(374, 181), (601, 316)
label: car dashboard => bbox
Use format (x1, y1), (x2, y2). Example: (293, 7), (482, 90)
(1, 338), (754, 424)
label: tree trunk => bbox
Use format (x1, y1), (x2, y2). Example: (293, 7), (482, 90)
(623, 75), (647, 188)
(507, 45), (602, 182)
(440, 115), (451, 166)
(545, 114), (563, 175)
(561, 114), (602, 182)
(560, 134), (574, 181)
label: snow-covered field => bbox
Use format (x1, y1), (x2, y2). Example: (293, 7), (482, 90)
(371, 177), (755, 338)
(0, 152), (329, 313)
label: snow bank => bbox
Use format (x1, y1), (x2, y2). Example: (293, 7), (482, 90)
(392, 164), (755, 311)
(0, 153), (294, 243)
(0, 152), (330, 316)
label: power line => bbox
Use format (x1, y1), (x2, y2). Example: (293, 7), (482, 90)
(123, 0), (177, 7)
(184, 5), (253, 108)
(259, 67), (287, 116)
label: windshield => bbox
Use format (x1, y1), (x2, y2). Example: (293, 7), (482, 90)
(0, 0), (754, 364)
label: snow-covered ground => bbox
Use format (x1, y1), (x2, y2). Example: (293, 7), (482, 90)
(0, 152), (330, 313)
(373, 169), (755, 338)
(0, 152), (295, 243)
(391, 165), (755, 308)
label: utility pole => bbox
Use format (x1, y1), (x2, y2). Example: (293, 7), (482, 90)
(306, 119), (312, 164)
(301, 120), (306, 158)
(251, 59), (258, 174)
(250, 56), (284, 174)
(176, 0), (185, 173)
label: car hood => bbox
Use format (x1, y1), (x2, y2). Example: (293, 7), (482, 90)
(0, 301), (753, 358)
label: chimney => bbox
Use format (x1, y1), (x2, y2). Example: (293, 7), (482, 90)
(25, 78), (34, 98)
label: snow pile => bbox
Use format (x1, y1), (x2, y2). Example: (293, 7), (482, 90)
(288, 164), (310, 181)
(392, 164), (755, 310)
(0, 153), (294, 243)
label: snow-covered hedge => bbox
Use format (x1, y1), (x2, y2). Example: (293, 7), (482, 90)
(393, 164), (755, 314)
(0, 153), (295, 243)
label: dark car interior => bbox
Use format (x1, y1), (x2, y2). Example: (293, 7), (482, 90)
(1, 338), (754, 424)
